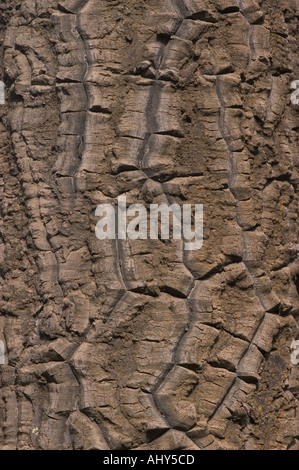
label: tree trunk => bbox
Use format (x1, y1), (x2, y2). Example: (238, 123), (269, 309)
(0, 0), (299, 450)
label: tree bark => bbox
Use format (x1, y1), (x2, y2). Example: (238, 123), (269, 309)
(0, 0), (299, 450)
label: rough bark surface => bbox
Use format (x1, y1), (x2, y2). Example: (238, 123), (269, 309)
(0, 0), (299, 450)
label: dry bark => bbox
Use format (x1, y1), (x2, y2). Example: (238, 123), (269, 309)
(0, 0), (299, 450)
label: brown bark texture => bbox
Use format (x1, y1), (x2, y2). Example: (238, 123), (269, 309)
(0, 0), (299, 450)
